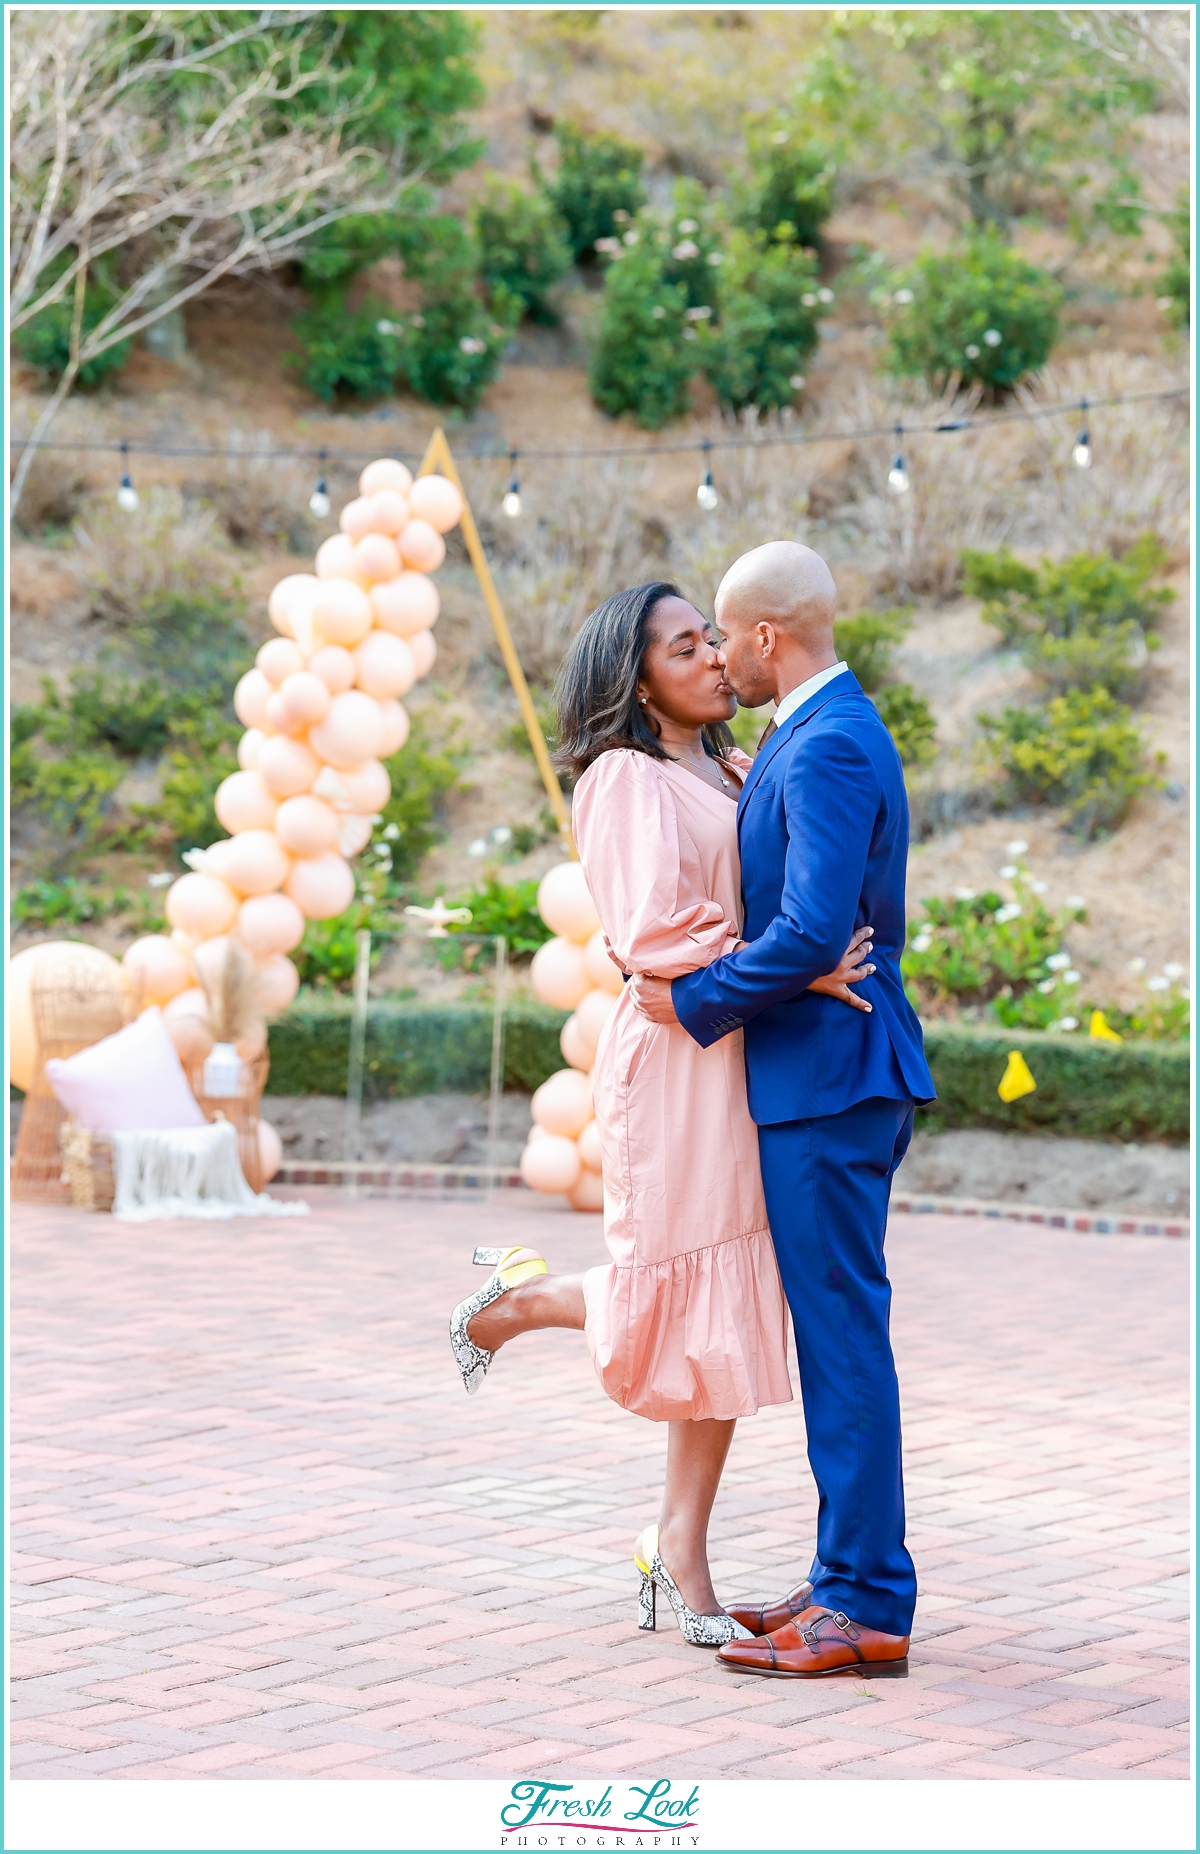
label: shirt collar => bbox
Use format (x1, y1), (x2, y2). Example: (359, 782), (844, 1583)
(770, 661), (851, 732)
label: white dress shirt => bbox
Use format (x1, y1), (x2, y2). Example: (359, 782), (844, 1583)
(769, 660), (851, 732)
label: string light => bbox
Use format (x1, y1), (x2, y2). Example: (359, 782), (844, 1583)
(308, 448), (331, 517)
(887, 424), (909, 495)
(1072, 400), (1092, 470)
(696, 441), (719, 511)
(502, 449), (521, 518)
(116, 440), (139, 512)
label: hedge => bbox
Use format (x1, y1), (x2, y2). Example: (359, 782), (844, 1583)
(266, 997), (1189, 1145)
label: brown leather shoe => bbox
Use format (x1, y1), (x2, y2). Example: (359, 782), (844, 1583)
(725, 1579), (814, 1638)
(717, 1606), (909, 1679)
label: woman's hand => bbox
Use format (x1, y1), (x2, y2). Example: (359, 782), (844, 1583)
(808, 924), (876, 1013)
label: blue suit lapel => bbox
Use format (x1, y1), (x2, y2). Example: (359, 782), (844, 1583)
(736, 669), (861, 823)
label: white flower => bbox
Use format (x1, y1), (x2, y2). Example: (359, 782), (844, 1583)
(623, 229), (639, 246)
(707, 251), (723, 266)
(612, 209), (630, 224)
(789, 373), (806, 389)
(410, 314), (425, 328)
(802, 293), (818, 306)
(683, 327), (697, 340)
(955, 887), (976, 901)
(1127, 956), (1147, 973)
(1181, 986), (1191, 1000)
(594, 236), (621, 255)
(1065, 894), (1085, 910)
(818, 287), (834, 304)
(893, 288), (914, 305)
(1053, 1017), (1079, 1032)
(1031, 880), (1048, 895)
(651, 305), (666, 319)
(467, 838), (488, 858)
(375, 318), (397, 336)
(964, 344), (981, 360)
(1157, 294), (1174, 311)
(491, 826), (513, 846)
(1046, 953), (1072, 971)
(677, 218), (698, 234)
(1006, 839), (1028, 855)
(772, 129), (790, 144)
(1147, 975), (1170, 992)
(1037, 978), (1056, 994)
(685, 304), (712, 320)
(911, 933), (933, 953)
(994, 902), (1022, 924)
(1163, 962), (1185, 980)
(983, 328), (1002, 346)
(999, 863), (1018, 879)
(383, 823), (400, 841)
(672, 240), (700, 260)
(146, 872), (173, 888)
(1063, 969), (1081, 985)
(459, 335), (486, 354)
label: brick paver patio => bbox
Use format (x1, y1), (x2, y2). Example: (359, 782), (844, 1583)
(10, 1188), (1190, 1780)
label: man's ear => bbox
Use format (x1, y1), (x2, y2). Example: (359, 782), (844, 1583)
(757, 621), (776, 659)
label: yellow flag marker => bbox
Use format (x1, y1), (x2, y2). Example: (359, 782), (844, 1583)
(998, 1050), (1037, 1102)
(1089, 1010), (1123, 1044)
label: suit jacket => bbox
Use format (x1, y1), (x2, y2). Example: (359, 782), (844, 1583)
(672, 669), (935, 1125)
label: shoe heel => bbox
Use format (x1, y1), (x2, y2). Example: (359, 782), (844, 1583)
(637, 1568), (656, 1631)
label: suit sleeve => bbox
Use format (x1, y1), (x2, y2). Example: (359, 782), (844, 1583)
(672, 724), (879, 1047)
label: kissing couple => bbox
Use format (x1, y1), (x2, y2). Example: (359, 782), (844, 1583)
(451, 540), (935, 1681)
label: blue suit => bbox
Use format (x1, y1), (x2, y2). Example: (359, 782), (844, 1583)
(673, 669), (934, 1636)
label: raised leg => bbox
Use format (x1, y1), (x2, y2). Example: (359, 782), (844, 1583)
(657, 1416), (737, 1616)
(466, 1272), (586, 1354)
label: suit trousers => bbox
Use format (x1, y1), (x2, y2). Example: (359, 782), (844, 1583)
(757, 1094), (917, 1637)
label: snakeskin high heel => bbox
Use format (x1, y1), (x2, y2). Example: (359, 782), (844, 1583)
(449, 1245), (547, 1396)
(634, 1524), (754, 1649)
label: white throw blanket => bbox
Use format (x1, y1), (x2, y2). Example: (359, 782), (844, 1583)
(110, 1121), (309, 1222)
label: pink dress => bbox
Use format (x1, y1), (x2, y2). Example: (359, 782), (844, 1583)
(571, 748), (794, 1424)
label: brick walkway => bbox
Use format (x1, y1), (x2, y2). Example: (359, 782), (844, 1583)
(10, 1189), (1190, 1781)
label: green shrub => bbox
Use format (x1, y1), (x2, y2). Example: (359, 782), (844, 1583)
(700, 227), (821, 412)
(13, 260), (132, 388)
(738, 126), (835, 248)
(903, 871), (1084, 1009)
(265, 995), (570, 1097)
(729, 704), (774, 755)
(659, 179), (723, 312)
(1162, 187), (1189, 330)
(546, 124), (647, 260)
(435, 876), (555, 970)
(884, 233), (1063, 391)
(390, 213), (522, 410)
(917, 1026), (1188, 1143)
(293, 901), (395, 991)
(589, 225), (695, 428)
(475, 178), (573, 323)
(834, 610), (911, 693)
(874, 684), (936, 766)
(979, 687), (1163, 838)
(291, 296), (401, 402)
(1103, 971), (1190, 1044)
(12, 877), (101, 929)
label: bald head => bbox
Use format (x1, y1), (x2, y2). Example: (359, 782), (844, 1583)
(715, 541), (837, 651)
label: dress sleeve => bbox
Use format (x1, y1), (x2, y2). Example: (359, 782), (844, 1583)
(572, 752), (740, 978)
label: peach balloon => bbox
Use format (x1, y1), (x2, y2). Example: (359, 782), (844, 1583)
(339, 496), (377, 540)
(308, 644), (357, 693)
(274, 793), (341, 856)
(378, 699), (410, 757)
(200, 838), (238, 884)
(258, 733), (319, 798)
(567, 1167), (604, 1212)
(353, 630), (415, 700)
(313, 578), (373, 647)
(370, 571), (440, 638)
(530, 936), (591, 1011)
(256, 953), (300, 1014)
(577, 1118), (603, 1173)
(166, 872), (240, 939)
(338, 815), (375, 857)
(237, 891), (306, 957)
(407, 629), (437, 679)
(122, 935), (192, 1007)
(257, 1118), (283, 1183)
(164, 985), (210, 1024)
(584, 928), (624, 995)
(285, 851), (356, 921)
(408, 474), (464, 534)
(397, 518), (446, 573)
(308, 690), (385, 770)
(9, 941), (122, 1092)
(191, 934), (233, 992)
(337, 760), (391, 814)
(366, 489), (409, 535)
(263, 692), (296, 735)
(277, 670), (331, 727)
(354, 532), (401, 583)
(537, 862), (601, 943)
(360, 457), (413, 496)
(256, 638), (305, 685)
(576, 988), (616, 1050)
(315, 533), (366, 584)
(214, 770), (279, 835)
(164, 1006), (213, 1067)
(530, 1067), (593, 1139)
(560, 1013), (593, 1071)
(520, 1134), (582, 1195)
(237, 729), (266, 771)
(233, 668), (272, 729)
(218, 829), (291, 898)
(268, 573), (317, 637)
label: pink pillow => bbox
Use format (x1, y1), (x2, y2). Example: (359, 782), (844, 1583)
(45, 1006), (207, 1134)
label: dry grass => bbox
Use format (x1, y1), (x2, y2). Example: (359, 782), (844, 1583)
(10, 394), (111, 534)
(194, 429), (329, 552)
(73, 487), (225, 617)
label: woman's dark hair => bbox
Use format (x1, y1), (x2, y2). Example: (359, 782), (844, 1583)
(555, 581), (736, 777)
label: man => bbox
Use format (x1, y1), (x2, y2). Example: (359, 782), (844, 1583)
(635, 541), (934, 1679)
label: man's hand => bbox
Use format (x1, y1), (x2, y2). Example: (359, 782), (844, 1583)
(631, 974), (679, 1025)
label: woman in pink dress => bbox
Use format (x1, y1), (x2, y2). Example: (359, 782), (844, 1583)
(450, 583), (874, 1647)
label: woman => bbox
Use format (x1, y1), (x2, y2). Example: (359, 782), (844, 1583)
(450, 583), (874, 1647)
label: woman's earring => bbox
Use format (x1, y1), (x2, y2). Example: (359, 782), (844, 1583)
(639, 696), (648, 706)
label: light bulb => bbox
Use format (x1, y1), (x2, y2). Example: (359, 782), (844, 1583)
(887, 457), (909, 494)
(309, 480), (331, 517)
(503, 489), (522, 518)
(1072, 434), (1091, 470)
(116, 474), (139, 512)
(697, 479), (718, 511)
